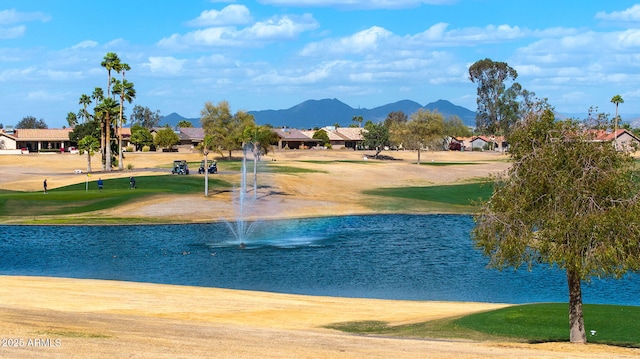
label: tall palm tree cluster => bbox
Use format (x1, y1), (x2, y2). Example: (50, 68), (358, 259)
(70, 52), (136, 171)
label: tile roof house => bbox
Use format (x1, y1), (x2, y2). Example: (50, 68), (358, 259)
(272, 128), (321, 149)
(178, 127), (205, 147)
(589, 129), (640, 151)
(0, 131), (18, 151)
(1, 128), (74, 152)
(280, 126), (366, 149)
(468, 135), (507, 152)
(117, 127), (131, 148)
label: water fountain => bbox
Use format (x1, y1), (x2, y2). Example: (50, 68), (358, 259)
(224, 146), (260, 248)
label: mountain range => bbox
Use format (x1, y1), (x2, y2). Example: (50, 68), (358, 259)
(159, 98), (477, 129)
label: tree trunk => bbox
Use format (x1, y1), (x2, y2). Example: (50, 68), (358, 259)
(417, 147), (421, 165)
(87, 152), (92, 173)
(204, 153), (209, 197)
(567, 268), (586, 343)
(105, 113), (112, 171)
(118, 99), (124, 170)
(101, 121), (106, 171)
(614, 104), (619, 151)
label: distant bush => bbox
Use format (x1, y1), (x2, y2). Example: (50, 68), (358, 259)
(126, 163), (135, 171)
(142, 145), (150, 152)
(125, 145), (134, 152)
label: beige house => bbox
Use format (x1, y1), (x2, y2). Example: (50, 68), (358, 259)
(0, 131), (17, 151)
(283, 127), (366, 150)
(0, 128), (74, 152)
(589, 129), (640, 151)
(451, 135), (506, 152)
(272, 128), (320, 149)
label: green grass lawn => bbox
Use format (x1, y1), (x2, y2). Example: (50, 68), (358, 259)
(362, 182), (493, 213)
(326, 303), (640, 347)
(298, 160), (377, 165)
(418, 161), (478, 166)
(221, 160), (327, 174)
(0, 175), (231, 221)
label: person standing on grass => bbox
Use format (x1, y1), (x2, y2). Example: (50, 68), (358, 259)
(43, 179), (47, 194)
(129, 176), (136, 189)
(97, 178), (104, 192)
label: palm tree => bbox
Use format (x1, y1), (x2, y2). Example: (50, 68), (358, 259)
(96, 98), (118, 171)
(352, 115), (364, 128)
(66, 112), (78, 127)
(78, 94), (92, 123)
(91, 87), (106, 169)
(78, 135), (100, 173)
(101, 52), (120, 98)
(113, 71), (135, 170)
(611, 94), (624, 150)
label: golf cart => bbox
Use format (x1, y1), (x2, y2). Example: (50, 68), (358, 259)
(198, 160), (217, 174)
(171, 160), (189, 175)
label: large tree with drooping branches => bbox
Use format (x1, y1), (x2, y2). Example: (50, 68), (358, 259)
(473, 100), (640, 344)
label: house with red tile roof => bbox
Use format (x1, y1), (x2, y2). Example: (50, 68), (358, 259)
(468, 135), (507, 152)
(588, 129), (640, 151)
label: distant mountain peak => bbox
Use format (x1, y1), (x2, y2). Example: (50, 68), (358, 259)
(158, 98), (477, 129)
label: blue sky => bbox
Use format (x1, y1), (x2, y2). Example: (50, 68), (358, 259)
(2, 0), (640, 128)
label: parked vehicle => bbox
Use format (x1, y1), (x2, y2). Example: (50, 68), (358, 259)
(171, 160), (189, 175)
(198, 160), (217, 174)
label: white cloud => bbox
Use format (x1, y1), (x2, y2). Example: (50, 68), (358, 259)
(616, 29), (640, 48)
(300, 22), (527, 57)
(0, 25), (24, 39)
(159, 13), (318, 49)
(0, 9), (50, 39)
(27, 90), (66, 102)
(70, 40), (98, 49)
(0, 67), (35, 81)
(187, 4), (252, 27)
(0, 9), (50, 25)
(238, 13), (318, 41)
(144, 57), (187, 75)
(596, 4), (640, 22)
(412, 23), (526, 46)
(257, 0), (454, 10)
(300, 26), (392, 56)
(41, 69), (83, 81)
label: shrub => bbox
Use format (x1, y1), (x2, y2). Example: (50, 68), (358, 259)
(142, 145), (150, 152)
(126, 163), (135, 171)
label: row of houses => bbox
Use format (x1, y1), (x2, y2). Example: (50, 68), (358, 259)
(1, 126), (638, 154)
(0, 126), (367, 153)
(451, 129), (640, 152)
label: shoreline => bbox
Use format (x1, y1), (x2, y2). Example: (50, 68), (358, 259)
(0, 211), (473, 226)
(2, 275), (638, 358)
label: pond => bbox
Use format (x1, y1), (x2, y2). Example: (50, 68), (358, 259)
(1, 214), (637, 305)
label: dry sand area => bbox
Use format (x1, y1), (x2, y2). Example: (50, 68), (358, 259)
(1, 150), (638, 358)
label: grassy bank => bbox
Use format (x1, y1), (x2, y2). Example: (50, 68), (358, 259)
(362, 182), (493, 214)
(326, 303), (640, 347)
(0, 175), (231, 221)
